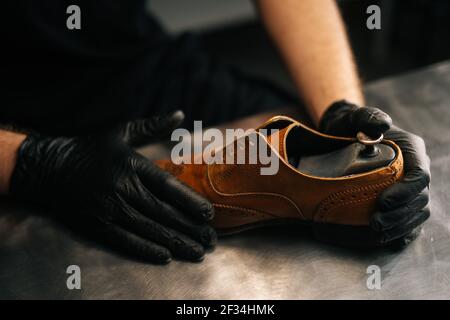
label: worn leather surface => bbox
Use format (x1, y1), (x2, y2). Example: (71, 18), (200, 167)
(156, 118), (403, 230)
(1, 62), (450, 299)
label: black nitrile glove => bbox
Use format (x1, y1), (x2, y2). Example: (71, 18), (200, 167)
(10, 111), (217, 263)
(320, 100), (431, 245)
(319, 100), (392, 138)
(117, 111), (186, 147)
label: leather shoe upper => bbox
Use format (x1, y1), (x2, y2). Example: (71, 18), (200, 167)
(155, 116), (403, 232)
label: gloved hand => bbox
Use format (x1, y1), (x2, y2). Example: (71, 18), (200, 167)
(319, 100), (431, 245)
(10, 111), (217, 263)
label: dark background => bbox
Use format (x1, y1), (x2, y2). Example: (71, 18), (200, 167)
(194, 0), (450, 91)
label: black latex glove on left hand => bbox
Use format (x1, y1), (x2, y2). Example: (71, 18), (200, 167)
(10, 111), (217, 263)
(319, 100), (431, 245)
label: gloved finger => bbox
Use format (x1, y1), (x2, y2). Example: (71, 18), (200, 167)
(121, 110), (185, 147)
(128, 188), (217, 248)
(350, 107), (392, 138)
(378, 171), (430, 211)
(380, 130), (431, 211)
(371, 189), (429, 231)
(389, 226), (423, 250)
(378, 206), (430, 244)
(116, 200), (206, 262)
(137, 160), (214, 222)
(101, 224), (172, 264)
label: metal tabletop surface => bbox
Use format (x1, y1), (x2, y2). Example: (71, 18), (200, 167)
(1, 62), (450, 300)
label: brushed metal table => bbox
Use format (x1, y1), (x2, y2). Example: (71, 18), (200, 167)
(1, 62), (449, 299)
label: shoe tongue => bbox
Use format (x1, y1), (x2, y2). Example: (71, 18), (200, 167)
(264, 123), (297, 161)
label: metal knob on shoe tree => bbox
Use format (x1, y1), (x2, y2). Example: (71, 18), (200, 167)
(357, 131), (383, 158)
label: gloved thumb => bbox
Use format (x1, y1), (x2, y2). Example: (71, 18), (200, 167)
(320, 100), (392, 138)
(120, 110), (185, 147)
(350, 106), (392, 138)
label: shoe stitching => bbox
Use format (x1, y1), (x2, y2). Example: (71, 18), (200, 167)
(316, 177), (398, 221)
(207, 165), (305, 219)
(316, 159), (402, 216)
(213, 203), (279, 218)
(207, 143), (403, 223)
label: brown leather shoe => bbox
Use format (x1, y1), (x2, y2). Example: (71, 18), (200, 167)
(155, 116), (404, 246)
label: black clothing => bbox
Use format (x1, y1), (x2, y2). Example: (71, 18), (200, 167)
(1, 0), (296, 135)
